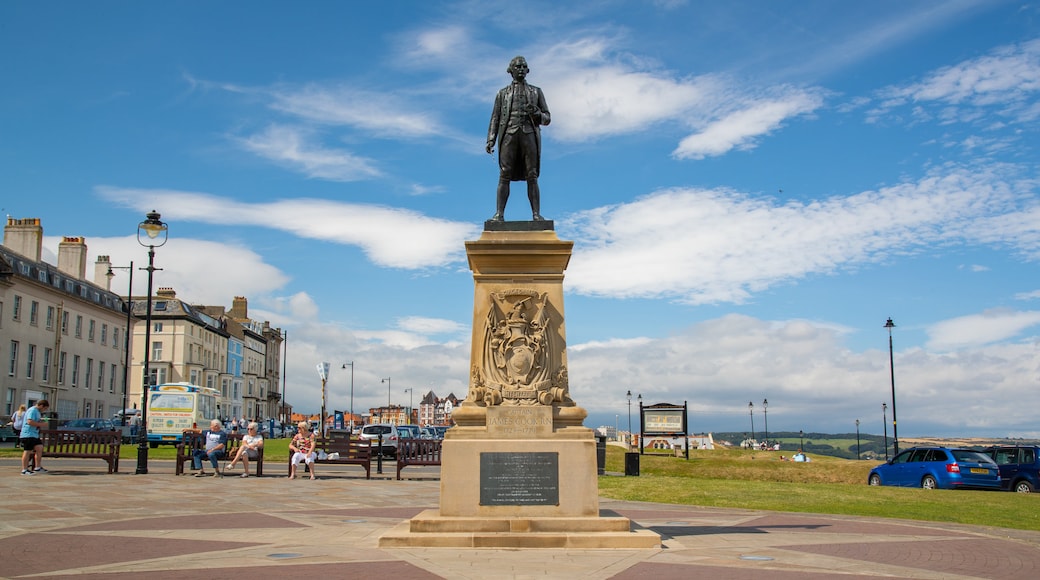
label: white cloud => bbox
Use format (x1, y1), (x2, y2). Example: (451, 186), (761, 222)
(96, 187), (480, 269)
(926, 309), (1040, 350)
(562, 166), (1032, 303)
(672, 90), (824, 159)
(268, 85), (449, 139)
(871, 38), (1040, 126)
(396, 316), (466, 335)
(235, 125), (382, 182)
(43, 235), (289, 308)
(1015, 290), (1040, 301)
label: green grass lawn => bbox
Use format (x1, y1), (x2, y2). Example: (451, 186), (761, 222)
(601, 446), (1040, 532)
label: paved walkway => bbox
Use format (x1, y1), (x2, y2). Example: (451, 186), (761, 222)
(1, 459), (1038, 579)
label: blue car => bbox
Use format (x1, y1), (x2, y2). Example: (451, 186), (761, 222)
(868, 446), (1000, 490)
(985, 446), (1040, 493)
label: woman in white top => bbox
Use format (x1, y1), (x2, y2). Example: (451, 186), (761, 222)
(227, 422), (264, 477)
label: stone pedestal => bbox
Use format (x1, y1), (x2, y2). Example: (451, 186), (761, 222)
(379, 228), (659, 549)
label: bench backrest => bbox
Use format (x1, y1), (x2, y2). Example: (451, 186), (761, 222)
(40, 429), (121, 452)
(315, 436), (371, 459)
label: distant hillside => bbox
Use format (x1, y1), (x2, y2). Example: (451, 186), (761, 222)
(710, 431), (1039, 460)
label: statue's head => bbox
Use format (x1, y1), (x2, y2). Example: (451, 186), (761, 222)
(507, 56), (529, 81)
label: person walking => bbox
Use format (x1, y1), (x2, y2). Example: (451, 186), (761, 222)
(11, 404), (26, 447)
(19, 400), (49, 475)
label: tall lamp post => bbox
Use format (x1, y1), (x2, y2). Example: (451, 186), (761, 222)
(855, 419), (861, 460)
(342, 362), (354, 431)
(404, 387), (414, 423)
(799, 429), (804, 451)
(762, 398), (769, 448)
(885, 318), (899, 454)
(626, 390), (632, 448)
(882, 402), (889, 460)
(107, 262), (133, 427)
(748, 401), (755, 448)
(135, 211), (167, 475)
(381, 377), (391, 421)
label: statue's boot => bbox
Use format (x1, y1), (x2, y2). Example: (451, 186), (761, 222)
(528, 179), (544, 220)
(490, 179), (510, 221)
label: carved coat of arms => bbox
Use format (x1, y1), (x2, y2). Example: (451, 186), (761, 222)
(468, 289), (570, 407)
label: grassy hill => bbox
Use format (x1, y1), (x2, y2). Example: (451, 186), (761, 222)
(710, 430), (1040, 460)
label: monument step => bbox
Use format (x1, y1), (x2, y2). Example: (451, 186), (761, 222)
(407, 509), (633, 533)
(380, 520), (661, 549)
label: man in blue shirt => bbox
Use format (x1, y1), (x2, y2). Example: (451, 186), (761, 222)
(192, 419), (227, 477)
(20, 400), (50, 475)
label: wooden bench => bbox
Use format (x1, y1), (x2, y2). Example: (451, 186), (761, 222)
(288, 434), (372, 479)
(39, 429), (121, 473)
(175, 431), (264, 476)
(396, 438), (443, 480)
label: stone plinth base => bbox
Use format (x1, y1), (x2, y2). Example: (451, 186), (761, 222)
(377, 428), (660, 549)
(379, 509), (661, 548)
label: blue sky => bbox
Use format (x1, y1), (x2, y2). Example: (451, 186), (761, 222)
(3, 1), (1040, 439)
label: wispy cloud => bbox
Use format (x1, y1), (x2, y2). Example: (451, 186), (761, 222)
(562, 166), (1032, 303)
(870, 38), (1040, 126)
(235, 124), (382, 182)
(926, 309), (1040, 350)
(96, 187), (479, 269)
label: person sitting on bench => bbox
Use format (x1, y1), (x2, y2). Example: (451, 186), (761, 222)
(227, 422), (263, 477)
(193, 419), (227, 477)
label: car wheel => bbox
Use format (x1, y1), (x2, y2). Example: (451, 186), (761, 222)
(921, 475), (938, 490)
(1014, 480), (1034, 493)
(868, 473), (881, 486)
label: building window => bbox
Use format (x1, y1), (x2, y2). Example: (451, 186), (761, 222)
(42, 348), (52, 382)
(152, 341), (162, 361)
(71, 355), (80, 387)
(101, 324), (108, 346)
(5, 389), (13, 416)
(75, 315), (83, 338)
(190, 369), (200, 385)
(84, 401), (91, 419)
(113, 328), (120, 350)
(61, 311), (69, 335)
(46, 306), (55, 329)
(97, 362), (104, 392)
(58, 352), (66, 385)
(26, 344), (35, 379)
(147, 367), (167, 388)
(109, 363), (116, 393)
(12, 296), (21, 321)
(29, 301), (39, 326)
(85, 358), (93, 390)
(88, 320), (96, 342)
(8, 341), (17, 376)
(153, 322), (163, 333)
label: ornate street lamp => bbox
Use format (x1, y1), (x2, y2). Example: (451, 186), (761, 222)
(404, 387), (414, 423)
(885, 318), (899, 454)
(135, 211), (167, 475)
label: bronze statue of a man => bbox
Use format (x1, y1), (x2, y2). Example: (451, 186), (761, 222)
(486, 56), (551, 221)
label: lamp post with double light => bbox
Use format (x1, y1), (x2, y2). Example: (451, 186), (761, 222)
(316, 362), (329, 436)
(107, 262), (134, 427)
(381, 377), (391, 422)
(135, 211), (167, 475)
(342, 362), (354, 431)
(404, 387), (414, 423)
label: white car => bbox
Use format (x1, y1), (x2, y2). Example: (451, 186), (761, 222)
(359, 424), (399, 456)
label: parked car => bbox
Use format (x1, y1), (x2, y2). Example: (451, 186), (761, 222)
(359, 424), (399, 456)
(427, 426), (449, 440)
(867, 446), (1001, 490)
(0, 424), (16, 442)
(984, 446), (1040, 493)
(396, 424), (422, 439)
(60, 418), (119, 431)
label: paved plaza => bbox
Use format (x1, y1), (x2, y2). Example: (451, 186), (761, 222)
(0, 458), (1038, 579)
